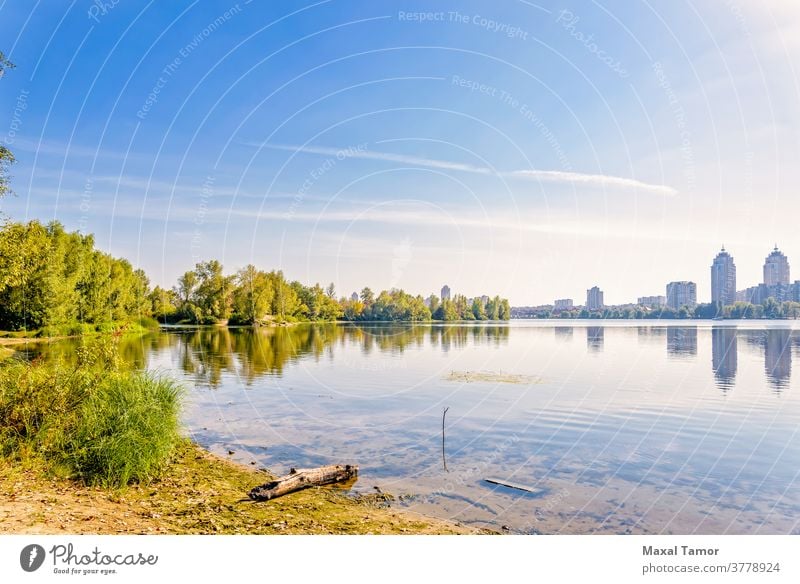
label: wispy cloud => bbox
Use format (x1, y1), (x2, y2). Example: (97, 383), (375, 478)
(8, 137), (137, 161)
(249, 142), (491, 175)
(249, 142), (677, 196)
(509, 170), (678, 196)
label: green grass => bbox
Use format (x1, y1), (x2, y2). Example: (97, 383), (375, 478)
(0, 338), (183, 487)
(67, 372), (182, 486)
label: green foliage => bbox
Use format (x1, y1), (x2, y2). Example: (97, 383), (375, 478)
(0, 50), (13, 77)
(0, 221), (510, 327)
(0, 220), (150, 331)
(0, 145), (13, 198)
(67, 372), (181, 487)
(193, 260), (233, 323)
(345, 289), (431, 322)
(230, 265), (274, 325)
(149, 286), (178, 321)
(0, 50), (14, 198)
(0, 338), (182, 486)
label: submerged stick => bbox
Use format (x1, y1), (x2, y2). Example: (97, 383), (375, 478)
(442, 406), (450, 472)
(248, 464), (358, 501)
(484, 477), (543, 495)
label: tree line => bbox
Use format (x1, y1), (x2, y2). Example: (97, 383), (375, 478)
(0, 220), (511, 332)
(518, 300), (800, 320)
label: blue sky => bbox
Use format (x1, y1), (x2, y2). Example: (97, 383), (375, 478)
(1, 0), (799, 305)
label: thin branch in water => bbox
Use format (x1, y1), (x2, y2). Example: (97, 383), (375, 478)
(442, 406), (450, 472)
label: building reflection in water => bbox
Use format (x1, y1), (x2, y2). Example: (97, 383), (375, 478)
(637, 326), (666, 346)
(586, 326), (604, 352)
(765, 329), (792, 391)
(711, 327), (738, 391)
(555, 326), (574, 341)
(667, 327), (698, 357)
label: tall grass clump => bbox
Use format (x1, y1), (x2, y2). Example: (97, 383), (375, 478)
(68, 373), (181, 486)
(0, 337), (183, 487)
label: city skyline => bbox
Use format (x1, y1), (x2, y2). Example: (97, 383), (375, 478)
(540, 244), (798, 310)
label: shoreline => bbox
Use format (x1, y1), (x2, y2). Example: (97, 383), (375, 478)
(0, 440), (487, 535)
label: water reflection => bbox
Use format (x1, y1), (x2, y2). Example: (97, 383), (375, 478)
(166, 324), (510, 387)
(13, 323), (797, 394)
(711, 327), (738, 391)
(742, 329), (794, 391)
(586, 326), (604, 352)
(554, 326), (573, 341)
(637, 326), (666, 346)
(667, 327), (698, 357)
(765, 329), (792, 391)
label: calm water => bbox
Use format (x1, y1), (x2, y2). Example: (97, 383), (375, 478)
(21, 321), (800, 534)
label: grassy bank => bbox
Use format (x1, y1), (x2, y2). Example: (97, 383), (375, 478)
(0, 337), (479, 534)
(0, 339), (181, 487)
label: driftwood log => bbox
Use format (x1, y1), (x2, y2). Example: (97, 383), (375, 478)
(248, 465), (358, 501)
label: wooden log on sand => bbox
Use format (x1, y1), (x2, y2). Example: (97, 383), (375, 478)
(248, 465), (358, 501)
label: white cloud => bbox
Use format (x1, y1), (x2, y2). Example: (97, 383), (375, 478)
(249, 142), (677, 196)
(509, 170), (678, 196)
(250, 142), (491, 175)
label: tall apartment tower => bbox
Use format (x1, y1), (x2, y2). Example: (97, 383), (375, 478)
(666, 281), (697, 310)
(586, 286), (604, 311)
(711, 246), (737, 306)
(764, 246), (790, 286)
(441, 285), (451, 301)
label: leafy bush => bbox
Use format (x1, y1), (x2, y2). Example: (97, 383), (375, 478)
(135, 316), (161, 331)
(0, 338), (182, 486)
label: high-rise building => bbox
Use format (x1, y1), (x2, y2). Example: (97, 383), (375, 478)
(637, 295), (666, 308)
(554, 299), (573, 311)
(441, 285), (451, 301)
(711, 246), (736, 306)
(738, 284), (768, 305)
(350, 291), (359, 302)
(764, 245), (790, 287)
(586, 286), (604, 311)
(666, 281), (697, 310)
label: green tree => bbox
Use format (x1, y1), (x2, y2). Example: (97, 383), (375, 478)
(0, 50), (15, 199)
(231, 264), (273, 325)
(192, 260), (232, 323)
(149, 286), (178, 321)
(360, 287), (374, 306)
(428, 294), (440, 316)
(471, 298), (487, 320)
(499, 298), (511, 320)
(174, 270), (197, 317)
(269, 271), (302, 321)
(763, 297), (782, 319)
(782, 302), (800, 319)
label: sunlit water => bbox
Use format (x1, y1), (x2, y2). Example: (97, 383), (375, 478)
(21, 321), (800, 534)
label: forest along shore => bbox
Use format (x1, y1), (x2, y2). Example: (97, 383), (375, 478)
(0, 441), (481, 535)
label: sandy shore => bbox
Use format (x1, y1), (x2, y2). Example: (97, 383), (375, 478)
(0, 441), (485, 535)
